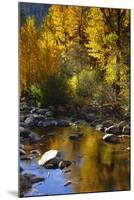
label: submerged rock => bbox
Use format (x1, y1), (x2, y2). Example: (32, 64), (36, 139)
(20, 175), (32, 197)
(69, 133), (83, 140)
(58, 160), (71, 169)
(103, 134), (119, 143)
(64, 180), (72, 187)
(23, 173), (45, 184)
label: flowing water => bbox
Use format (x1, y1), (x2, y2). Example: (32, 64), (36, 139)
(20, 123), (130, 197)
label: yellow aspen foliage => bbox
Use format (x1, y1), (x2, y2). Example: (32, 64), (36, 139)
(20, 16), (39, 93)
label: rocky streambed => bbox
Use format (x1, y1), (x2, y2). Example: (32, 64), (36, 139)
(19, 102), (130, 197)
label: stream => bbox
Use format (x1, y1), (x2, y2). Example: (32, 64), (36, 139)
(20, 123), (130, 197)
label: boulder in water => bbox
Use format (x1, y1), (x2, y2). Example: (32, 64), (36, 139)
(38, 150), (59, 166)
(103, 134), (119, 143)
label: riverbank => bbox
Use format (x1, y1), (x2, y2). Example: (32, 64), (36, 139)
(19, 101), (130, 197)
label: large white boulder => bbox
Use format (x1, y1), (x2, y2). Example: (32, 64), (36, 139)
(38, 150), (59, 166)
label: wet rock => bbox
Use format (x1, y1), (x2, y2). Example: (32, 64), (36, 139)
(20, 115), (26, 122)
(38, 150), (59, 166)
(118, 121), (127, 129)
(103, 134), (119, 143)
(102, 120), (114, 128)
(20, 155), (33, 160)
(20, 148), (26, 156)
(45, 111), (53, 117)
(20, 167), (23, 173)
(38, 120), (58, 127)
(95, 124), (104, 131)
(44, 158), (60, 169)
(58, 160), (71, 169)
(122, 125), (130, 135)
(20, 122), (28, 128)
(73, 120), (87, 125)
(69, 133), (83, 140)
(20, 127), (31, 138)
(63, 169), (71, 173)
(126, 147), (130, 151)
(24, 116), (35, 126)
(30, 149), (41, 155)
(105, 125), (121, 135)
(29, 132), (41, 143)
(84, 113), (96, 122)
(23, 173), (45, 184)
(20, 175), (32, 197)
(57, 106), (67, 113)
(118, 135), (130, 142)
(20, 103), (32, 112)
(64, 180), (72, 187)
(57, 119), (70, 127)
(20, 144), (25, 150)
(36, 108), (49, 115)
(90, 119), (103, 127)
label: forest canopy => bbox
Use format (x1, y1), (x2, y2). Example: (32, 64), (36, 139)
(20, 5), (130, 112)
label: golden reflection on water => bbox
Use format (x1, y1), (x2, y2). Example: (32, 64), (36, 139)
(25, 125), (130, 193)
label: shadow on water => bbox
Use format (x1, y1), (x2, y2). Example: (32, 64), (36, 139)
(20, 124), (130, 197)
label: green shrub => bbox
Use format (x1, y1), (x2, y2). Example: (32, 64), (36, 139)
(40, 74), (70, 106)
(29, 85), (42, 107)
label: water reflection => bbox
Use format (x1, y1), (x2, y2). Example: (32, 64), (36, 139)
(21, 125), (130, 196)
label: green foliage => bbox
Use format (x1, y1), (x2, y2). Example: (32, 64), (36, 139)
(94, 82), (117, 105)
(103, 32), (118, 45)
(77, 70), (101, 98)
(40, 74), (70, 106)
(30, 85), (42, 107)
(20, 6), (130, 112)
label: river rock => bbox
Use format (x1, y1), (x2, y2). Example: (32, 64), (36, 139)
(29, 132), (41, 143)
(30, 149), (41, 155)
(103, 134), (119, 143)
(20, 167), (23, 173)
(58, 160), (71, 169)
(38, 120), (58, 127)
(20, 115), (26, 122)
(23, 173), (45, 184)
(20, 127), (31, 138)
(44, 158), (60, 169)
(105, 125), (121, 135)
(20, 155), (33, 160)
(118, 121), (127, 129)
(20, 175), (32, 197)
(69, 133), (82, 140)
(20, 148), (26, 156)
(38, 150), (59, 166)
(36, 108), (49, 115)
(20, 122), (28, 128)
(45, 111), (53, 117)
(122, 125), (130, 134)
(57, 119), (70, 127)
(90, 119), (103, 127)
(102, 120), (114, 128)
(64, 180), (72, 187)
(84, 113), (96, 122)
(96, 124), (104, 131)
(24, 116), (35, 126)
